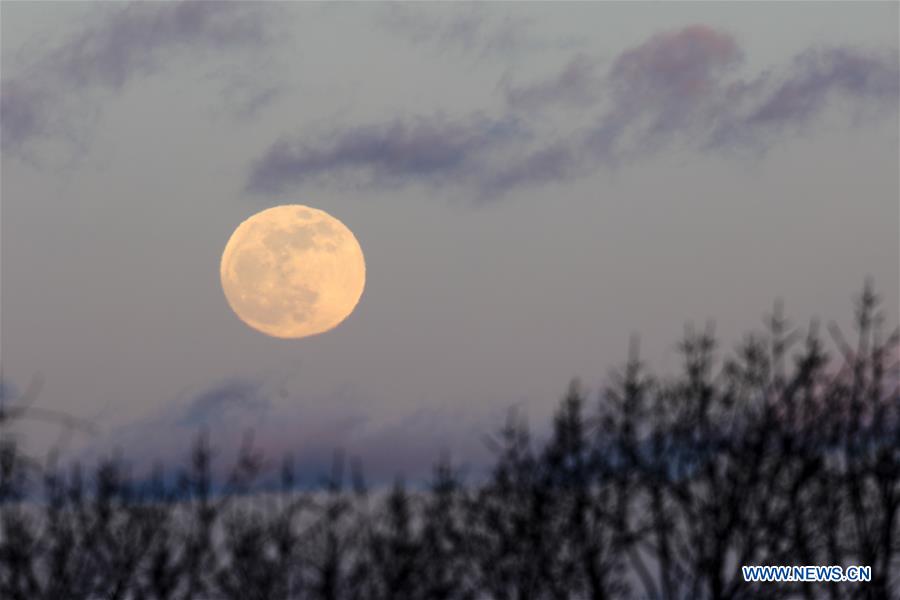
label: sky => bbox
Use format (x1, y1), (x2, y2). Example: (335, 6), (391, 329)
(1, 2), (898, 482)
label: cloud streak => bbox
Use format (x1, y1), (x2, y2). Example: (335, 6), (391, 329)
(378, 4), (578, 59)
(179, 378), (270, 427)
(90, 376), (492, 484)
(246, 115), (526, 195)
(748, 47), (900, 125)
(504, 54), (602, 111)
(247, 25), (898, 202)
(1, 2), (275, 156)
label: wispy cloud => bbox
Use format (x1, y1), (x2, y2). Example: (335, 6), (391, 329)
(89, 376), (491, 484)
(246, 115), (526, 195)
(178, 378), (270, 427)
(739, 46), (900, 131)
(504, 54), (602, 111)
(0, 82), (50, 154)
(478, 143), (579, 199)
(378, 4), (579, 59)
(0, 379), (19, 406)
(1, 2), (277, 157)
(247, 24), (897, 203)
(546, 26), (898, 158)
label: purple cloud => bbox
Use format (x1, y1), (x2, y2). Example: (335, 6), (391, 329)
(611, 25), (741, 100)
(479, 143), (578, 198)
(511, 26), (896, 183)
(0, 378), (19, 407)
(749, 46), (899, 125)
(48, 2), (268, 90)
(87, 376), (493, 484)
(587, 27), (897, 156)
(607, 25), (741, 136)
(246, 24), (897, 202)
(179, 378), (270, 427)
(246, 115), (525, 195)
(378, 4), (576, 58)
(1, 2), (275, 156)
(0, 82), (48, 154)
(504, 54), (601, 110)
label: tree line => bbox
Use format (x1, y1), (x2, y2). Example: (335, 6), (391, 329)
(1, 285), (898, 599)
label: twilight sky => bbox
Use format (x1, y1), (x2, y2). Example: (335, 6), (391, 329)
(2, 2), (898, 481)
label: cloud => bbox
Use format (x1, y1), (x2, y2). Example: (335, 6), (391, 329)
(247, 24), (897, 203)
(0, 379), (19, 406)
(246, 115), (526, 195)
(611, 25), (742, 100)
(504, 54), (601, 111)
(86, 375), (494, 484)
(579, 28), (897, 156)
(479, 143), (579, 198)
(345, 407), (491, 481)
(1, 2), (276, 157)
(228, 83), (289, 121)
(378, 4), (578, 59)
(79, 376), (277, 475)
(0, 82), (50, 153)
(747, 46), (900, 125)
(179, 378), (270, 427)
(576, 25), (746, 160)
(47, 2), (267, 90)
(606, 25), (741, 135)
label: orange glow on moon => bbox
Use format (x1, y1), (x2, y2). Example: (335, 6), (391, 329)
(220, 205), (366, 339)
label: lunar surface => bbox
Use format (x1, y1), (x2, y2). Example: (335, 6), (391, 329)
(220, 205), (366, 338)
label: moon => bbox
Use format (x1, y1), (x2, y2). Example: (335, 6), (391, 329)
(220, 205), (366, 339)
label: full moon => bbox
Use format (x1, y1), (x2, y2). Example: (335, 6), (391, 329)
(220, 205), (366, 339)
